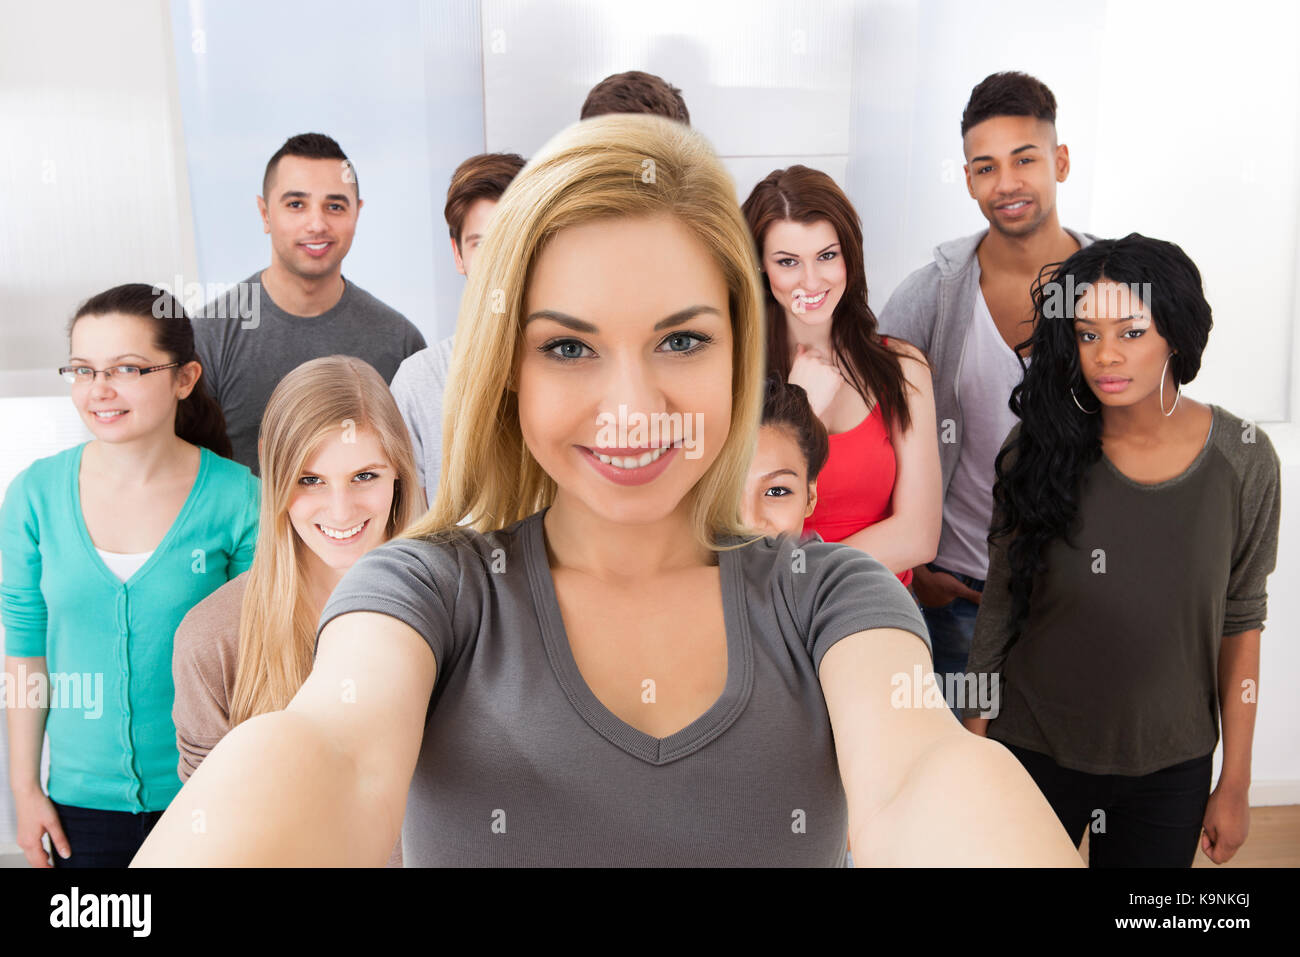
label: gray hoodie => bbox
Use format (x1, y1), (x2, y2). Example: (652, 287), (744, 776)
(877, 227), (1096, 497)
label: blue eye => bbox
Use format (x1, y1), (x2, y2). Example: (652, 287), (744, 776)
(298, 475), (323, 486)
(540, 339), (594, 361)
(354, 471), (379, 482)
(658, 332), (712, 355)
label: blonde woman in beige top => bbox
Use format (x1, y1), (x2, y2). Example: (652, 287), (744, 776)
(171, 355), (421, 867)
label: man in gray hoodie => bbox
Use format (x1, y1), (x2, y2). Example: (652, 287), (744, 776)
(878, 72), (1096, 700)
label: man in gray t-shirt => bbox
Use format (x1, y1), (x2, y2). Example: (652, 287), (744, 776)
(193, 133), (426, 472)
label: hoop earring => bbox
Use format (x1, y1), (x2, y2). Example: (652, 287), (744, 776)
(1160, 352), (1181, 417)
(1071, 386), (1099, 414)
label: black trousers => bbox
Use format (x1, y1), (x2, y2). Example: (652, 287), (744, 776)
(49, 800), (166, 868)
(1003, 742), (1213, 867)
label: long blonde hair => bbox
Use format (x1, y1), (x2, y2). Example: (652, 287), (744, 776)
(229, 356), (421, 727)
(406, 114), (766, 553)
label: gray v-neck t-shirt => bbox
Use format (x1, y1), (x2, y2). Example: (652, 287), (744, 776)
(317, 508), (930, 866)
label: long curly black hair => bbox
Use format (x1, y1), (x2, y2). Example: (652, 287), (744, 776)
(992, 233), (1214, 643)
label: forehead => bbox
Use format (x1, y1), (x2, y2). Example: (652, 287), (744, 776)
(963, 115), (1055, 158)
(268, 155), (357, 198)
(1075, 280), (1151, 319)
(762, 218), (840, 254)
(752, 424), (806, 471)
(302, 426), (385, 472)
(70, 312), (156, 355)
(525, 213), (728, 320)
(461, 197), (499, 235)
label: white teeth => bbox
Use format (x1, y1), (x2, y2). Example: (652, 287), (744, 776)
(593, 446), (669, 469)
(304, 242), (328, 249)
(94, 410), (126, 419)
(319, 520), (366, 539)
(804, 291), (827, 304)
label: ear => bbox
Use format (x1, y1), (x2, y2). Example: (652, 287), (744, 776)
(1055, 142), (1070, 183)
(257, 195), (271, 234)
(356, 197), (364, 216)
(176, 359), (202, 400)
(451, 237), (467, 276)
(804, 480), (818, 517)
(963, 162), (975, 199)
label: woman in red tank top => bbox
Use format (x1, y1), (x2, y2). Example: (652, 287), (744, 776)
(742, 167), (942, 585)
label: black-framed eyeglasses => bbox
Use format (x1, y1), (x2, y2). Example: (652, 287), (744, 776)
(58, 362), (182, 385)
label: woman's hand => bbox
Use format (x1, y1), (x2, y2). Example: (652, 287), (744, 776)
(1200, 781), (1250, 864)
(13, 784), (70, 867)
(788, 344), (843, 419)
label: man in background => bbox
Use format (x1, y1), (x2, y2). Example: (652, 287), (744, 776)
(196, 132), (425, 473)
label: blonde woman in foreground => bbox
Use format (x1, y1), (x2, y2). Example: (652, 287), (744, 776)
(169, 356), (420, 866)
(134, 115), (1082, 867)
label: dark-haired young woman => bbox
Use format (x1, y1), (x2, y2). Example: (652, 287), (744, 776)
(2, 284), (259, 867)
(740, 378), (829, 538)
(963, 234), (1280, 867)
(742, 166), (941, 586)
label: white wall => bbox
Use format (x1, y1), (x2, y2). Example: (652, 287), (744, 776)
(3, 0), (1298, 853)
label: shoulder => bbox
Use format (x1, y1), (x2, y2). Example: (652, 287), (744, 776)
(201, 449), (260, 495)
(342, 280), (414, 327)
(174, 572), (247, 657)
(1209, 404), (1280, 480)
(2, 445), (79, 507)
(882, 335), (928, 367)
(394, 336), (455, 386)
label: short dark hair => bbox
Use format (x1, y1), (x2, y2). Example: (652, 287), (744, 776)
(961, 71), (1057, 137)
(443, 152), (527, 247)
(760, 377), (829, 482)
(262, 132), (358, 199)
(580, 70), (690, 125)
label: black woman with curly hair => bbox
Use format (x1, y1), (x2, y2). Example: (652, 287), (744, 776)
(962, 233), (1281, 868)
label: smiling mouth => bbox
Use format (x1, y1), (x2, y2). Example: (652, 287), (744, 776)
(997, 200), (1031, 211)
(92, 410), (128, 420)
(316, 519), (368, 541)
(587, 445), (675, 469)
(300, 241), (333, 250)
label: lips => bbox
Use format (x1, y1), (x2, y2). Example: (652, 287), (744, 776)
(1095, 377), (1131, 393)
(299, 240), (334, 258)
(316, 518), (369, 543)
(579, 443), (679, 486)
(91, 409), (128, 422)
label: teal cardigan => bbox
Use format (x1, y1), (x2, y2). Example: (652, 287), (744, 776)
(1, 443), (259, 812)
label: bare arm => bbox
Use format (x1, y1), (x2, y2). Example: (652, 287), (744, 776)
(1201, 629), (1259, 864)
(132, 612), (435, 866)
(6, 655), (71, 866)
(820, 629), (1081, 865)
(838, 346), (942, 574)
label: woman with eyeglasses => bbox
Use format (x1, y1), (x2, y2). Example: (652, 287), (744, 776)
(2, 283), (259, 867)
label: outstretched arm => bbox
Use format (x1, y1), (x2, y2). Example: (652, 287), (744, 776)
(133, 612), (435, 866)
(820, 628), (1081, 866)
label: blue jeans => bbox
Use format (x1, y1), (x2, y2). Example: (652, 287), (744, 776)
(918, 562), (985, 719)
(49, 800), (166, 868)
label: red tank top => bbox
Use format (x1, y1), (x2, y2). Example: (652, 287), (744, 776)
(802, 339), (912, 586)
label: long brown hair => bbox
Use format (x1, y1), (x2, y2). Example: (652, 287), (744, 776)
(742, 166), (913, 433)
(229, 356), (421, 727)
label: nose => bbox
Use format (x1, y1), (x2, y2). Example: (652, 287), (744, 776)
(306, 204), (327, 234)
(88, 373), (116, 399)
(326, 484), (355, 523)
(603, 350), (667, 440)
(1095, 335), (1123, 367)
(996, 164), (1023, 196)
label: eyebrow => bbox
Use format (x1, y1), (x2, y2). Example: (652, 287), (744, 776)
(970, 144), (1040, 163)
(523, 304), (723, 333)
(760, 468), (801, 481)
(300, 462), (388, 475)
(1073, 315), (1143, 325)
(771, 242), (840, 258)
(279, 190), (352, 205)
(67, 353), (151, 363)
